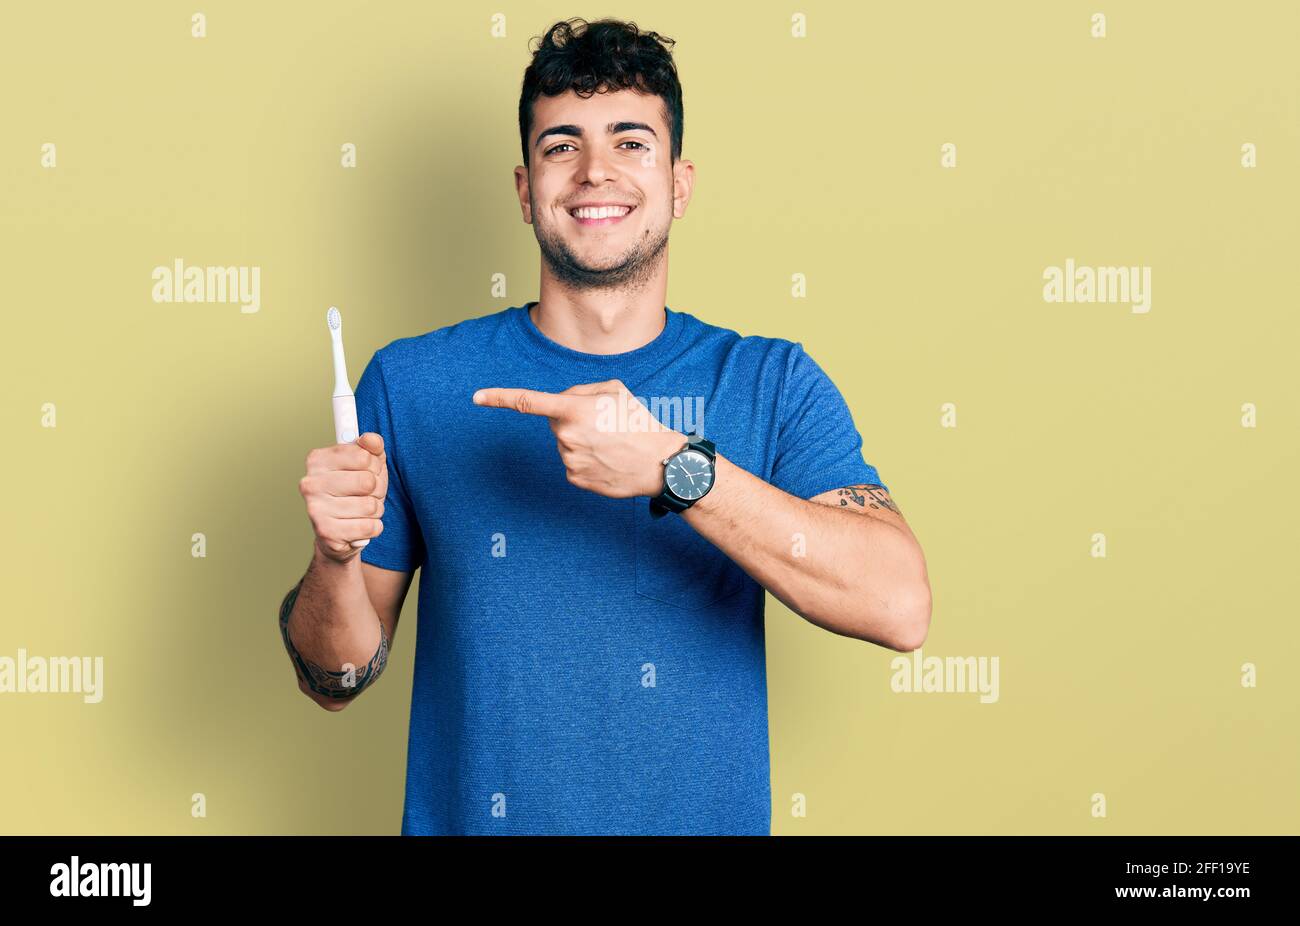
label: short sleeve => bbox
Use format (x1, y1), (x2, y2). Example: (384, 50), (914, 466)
(769, 343), (889, 500)
(352, 350), (426, 573)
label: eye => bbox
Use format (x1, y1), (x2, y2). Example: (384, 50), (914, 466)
(619, 140), (649, 151)
(544, 143), (576, 155)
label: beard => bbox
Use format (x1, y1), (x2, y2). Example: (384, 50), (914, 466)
(532, 199), (670, 293)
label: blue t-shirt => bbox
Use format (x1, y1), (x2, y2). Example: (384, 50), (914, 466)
(353, 302), (887, 835)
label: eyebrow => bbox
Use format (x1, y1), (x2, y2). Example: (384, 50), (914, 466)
(535, 121), (659, 148)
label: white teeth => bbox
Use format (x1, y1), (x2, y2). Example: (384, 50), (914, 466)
(571, 205), (631, 219)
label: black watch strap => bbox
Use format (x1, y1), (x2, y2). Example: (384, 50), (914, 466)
(649, 493), (690, 517)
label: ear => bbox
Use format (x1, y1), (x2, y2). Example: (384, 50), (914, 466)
(672, 158), (695, 219)
(514, 165), (532, 224)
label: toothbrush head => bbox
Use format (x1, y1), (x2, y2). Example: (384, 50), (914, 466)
(326, 307), (341, 331)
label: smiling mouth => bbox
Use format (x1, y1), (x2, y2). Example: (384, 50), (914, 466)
(568, 204), (636, 227)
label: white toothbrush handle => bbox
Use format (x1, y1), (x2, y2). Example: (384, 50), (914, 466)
(332, 394), (359, 444)
(332, 394), (369, 548)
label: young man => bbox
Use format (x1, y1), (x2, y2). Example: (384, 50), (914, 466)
(281, 17), (930, 835)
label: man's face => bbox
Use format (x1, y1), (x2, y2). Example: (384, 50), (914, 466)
(516, 87), (693, 291)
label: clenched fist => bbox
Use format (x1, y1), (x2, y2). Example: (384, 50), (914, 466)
(299, 432), (387, 562)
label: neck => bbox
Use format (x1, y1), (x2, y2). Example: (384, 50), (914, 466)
(531, 263), (670, 355)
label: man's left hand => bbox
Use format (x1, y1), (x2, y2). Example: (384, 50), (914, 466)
(472, 379), (685, 499)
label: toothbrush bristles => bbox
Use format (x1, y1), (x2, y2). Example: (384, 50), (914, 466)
(326, 307), (341, 330)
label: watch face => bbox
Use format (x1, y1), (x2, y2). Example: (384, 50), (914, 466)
(665, 449), (714, 501)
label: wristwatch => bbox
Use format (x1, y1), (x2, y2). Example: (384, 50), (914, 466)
(650, 434), (717, 518)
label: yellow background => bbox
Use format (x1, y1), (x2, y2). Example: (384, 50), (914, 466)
(1, 1), (1296, 834)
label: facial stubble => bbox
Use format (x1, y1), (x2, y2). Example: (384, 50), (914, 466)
(531, 193), (671, 293)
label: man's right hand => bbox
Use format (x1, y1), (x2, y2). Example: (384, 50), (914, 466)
(299, 432), (388, 563)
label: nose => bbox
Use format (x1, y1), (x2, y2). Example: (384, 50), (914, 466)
(575, 144), (617, 185)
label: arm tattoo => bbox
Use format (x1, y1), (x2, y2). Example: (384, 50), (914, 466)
(279, 580), (389, 701)
(834, 483), (902, 516)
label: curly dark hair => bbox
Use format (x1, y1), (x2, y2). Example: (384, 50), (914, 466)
(518, 17), (684, 169)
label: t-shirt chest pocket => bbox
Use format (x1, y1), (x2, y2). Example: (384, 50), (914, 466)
(632, 499), (746, 609)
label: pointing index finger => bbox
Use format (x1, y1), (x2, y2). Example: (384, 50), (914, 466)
(472, 387), (573, 419)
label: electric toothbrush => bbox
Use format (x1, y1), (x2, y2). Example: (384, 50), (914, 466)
(326, 306), (369, 548)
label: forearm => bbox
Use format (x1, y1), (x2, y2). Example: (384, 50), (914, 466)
(681, 454), (928, 649)
(279, 547), (388, 710)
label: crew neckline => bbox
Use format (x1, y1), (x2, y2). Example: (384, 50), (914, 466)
(507, 301), (685, 376)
